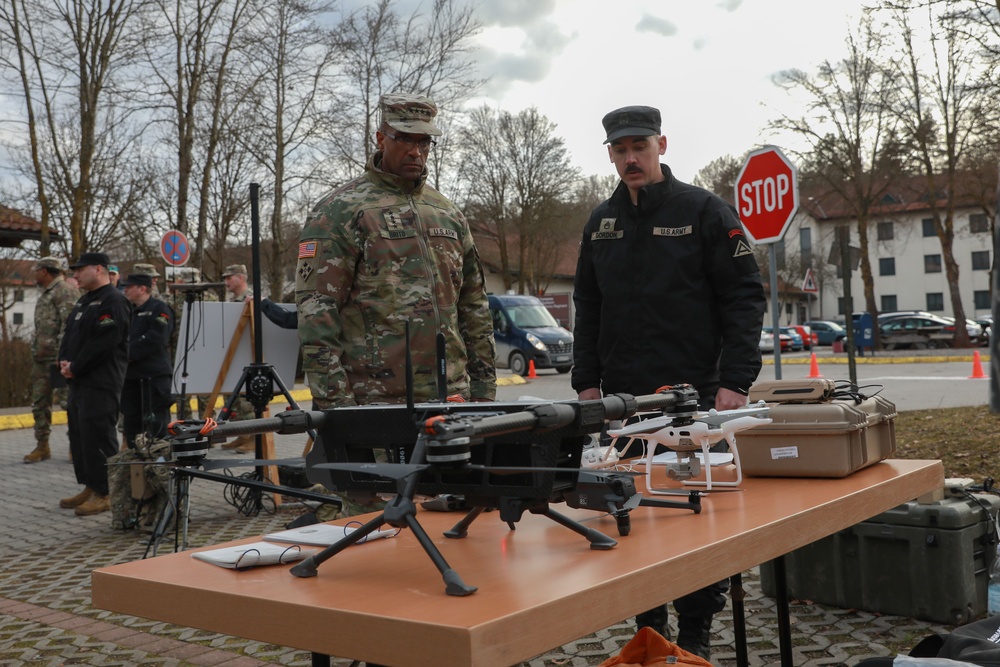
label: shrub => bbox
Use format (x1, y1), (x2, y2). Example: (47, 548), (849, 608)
(0, 338), (32, 408)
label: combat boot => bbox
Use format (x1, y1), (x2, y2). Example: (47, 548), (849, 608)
(59, 487), (92, 509)
(221, 434), (254, 451)
(75, 494), (110, 516)
(677, 614), (714, 661)
(24, 441), (51, 463)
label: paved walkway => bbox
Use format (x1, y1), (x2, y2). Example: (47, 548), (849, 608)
(0, 364), (966, 666)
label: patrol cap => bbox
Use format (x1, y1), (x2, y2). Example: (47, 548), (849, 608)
(69, 251), (111, 269)
(33, 256), (66, 272)
(121, 273), (152, 288)
(379, 93), (442, 137)
(602, 105), (662, 144)
(132, 263), (160, 278)
(221, 264), (247, 278)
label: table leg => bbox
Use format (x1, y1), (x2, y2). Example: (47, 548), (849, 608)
(772, 555), (794, 666)
(311, 653), (330, 666)
(730, 572), (749, 667)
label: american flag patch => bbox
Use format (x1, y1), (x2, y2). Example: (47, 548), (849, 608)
(298, 241), (317, 259)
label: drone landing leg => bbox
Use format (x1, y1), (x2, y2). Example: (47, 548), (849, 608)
(530, 505), (617, 550)
(443, 507), (486, 539)
(398, 508), (476, 596)
(290, 515), (389, 578)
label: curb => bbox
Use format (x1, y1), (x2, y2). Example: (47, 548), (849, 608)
(0, 375), (531, 432)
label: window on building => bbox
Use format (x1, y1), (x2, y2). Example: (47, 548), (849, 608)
(970, 213), (989, 234)
(775, 239), (786, 271)
(13, 313), (23, 325)
(877, 221), (894, 240)
(926, 293), (944, 311)
(879, 257), (895, 276)
(924, 254), (942, 273)
(14, 289), (24, 302)
(922, 218), (936, 237)
(799, 227), (812, 265)
(972, 251), (990, 271)
(975, 290), (991, 310)
(881, 295), (897, 312)
(837, 297), (846, 315)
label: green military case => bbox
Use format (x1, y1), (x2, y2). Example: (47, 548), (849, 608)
(760, 493), (1000, 625)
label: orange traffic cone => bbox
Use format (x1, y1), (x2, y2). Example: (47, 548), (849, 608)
(527, 359), (538, 379)
(807, 352), (823, 378)
(968, 350), (988, 379)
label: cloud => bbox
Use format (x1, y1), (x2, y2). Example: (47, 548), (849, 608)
(716, 0), (743, 11)
(475, 0), (557, 27)
(635, 13), (678, 37)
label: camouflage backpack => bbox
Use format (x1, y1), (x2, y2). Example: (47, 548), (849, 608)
(107, 434), (174, 531)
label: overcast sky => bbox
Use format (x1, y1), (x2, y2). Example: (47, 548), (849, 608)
(463, 0), (871, 182)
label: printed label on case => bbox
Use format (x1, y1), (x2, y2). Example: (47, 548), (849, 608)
(770, 446), (800, 460)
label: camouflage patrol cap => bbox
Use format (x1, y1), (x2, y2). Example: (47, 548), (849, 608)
(221, 264), (247, 277)
(379, 93), (442, 137)
(133, 262), (160, 279)
(33, 256), (67, 272)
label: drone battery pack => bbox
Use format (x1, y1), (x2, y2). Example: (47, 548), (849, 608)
(738, 395), (897, 477)
(748, 378), (837, 403)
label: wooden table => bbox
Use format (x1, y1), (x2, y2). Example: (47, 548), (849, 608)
(93, 459), (943, 667)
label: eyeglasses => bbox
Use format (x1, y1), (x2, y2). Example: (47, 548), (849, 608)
(382, 130), (436, 152)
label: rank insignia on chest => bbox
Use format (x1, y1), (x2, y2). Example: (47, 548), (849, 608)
(592, 218), (623, 240)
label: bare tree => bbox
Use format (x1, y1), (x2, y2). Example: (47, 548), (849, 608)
(456, 106), (579, 294)
(693, 154), (747, 200)
(771, 12), (905, 346)
(887, 1), (993, 345)
(0, 0), (153, 257)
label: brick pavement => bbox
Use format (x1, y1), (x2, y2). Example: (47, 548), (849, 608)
(0, 408), (953, 667)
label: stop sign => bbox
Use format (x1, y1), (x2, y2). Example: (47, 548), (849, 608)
(734, 146), (799, 244)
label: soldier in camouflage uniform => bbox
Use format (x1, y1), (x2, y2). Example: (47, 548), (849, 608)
(219, 263), (257, 452)
(297, 93), (495, 524)
(296, 92), (496, 414)
(26, 257), (80, 463)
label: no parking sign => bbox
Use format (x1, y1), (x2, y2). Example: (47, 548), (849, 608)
(160, 230), (190, 267)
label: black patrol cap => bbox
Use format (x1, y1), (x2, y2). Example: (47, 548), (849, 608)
(69, 251), (111, 269)
(121, 273), (153, 288)
(602, 105), (661, 144)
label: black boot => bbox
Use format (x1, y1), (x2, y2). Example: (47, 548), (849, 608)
(634, 604), (671, 640)
(677, 614), (713, 660)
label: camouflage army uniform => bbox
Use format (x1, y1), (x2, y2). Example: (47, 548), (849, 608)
(31, 274), (80, 445)
(295, 152), (497, 408)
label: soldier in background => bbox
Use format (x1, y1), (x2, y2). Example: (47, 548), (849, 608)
(222, 264), (252, 302)
(120, 273), (174, 447)
(131, 263), (162, 298)
(219, 263), (256, 452)
(25, 257), (80, 463)
(108, 264), (122, 291)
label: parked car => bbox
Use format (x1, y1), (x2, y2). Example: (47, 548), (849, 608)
(880, 311), (983, 342)
(804, 320), (846, 346)
(762, 326), (794, 352)
(879, 314), (970, 350)
(789, 324), (817, 350)
(779, 326), (804, 351)
(759, 330), (775, 353)
(976, 316), (992, 347)
(488, 294), (574, 374)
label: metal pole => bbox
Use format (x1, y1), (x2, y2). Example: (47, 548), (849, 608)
(839, 226), (858, 388)
(769, 244), (782, 379)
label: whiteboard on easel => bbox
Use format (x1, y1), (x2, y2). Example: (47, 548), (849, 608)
(172, 301), (299, 395)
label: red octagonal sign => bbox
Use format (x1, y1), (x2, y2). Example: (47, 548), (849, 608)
(734, 146), (799, 245)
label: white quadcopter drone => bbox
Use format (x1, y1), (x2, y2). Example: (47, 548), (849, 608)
(604, 402), (771, 493)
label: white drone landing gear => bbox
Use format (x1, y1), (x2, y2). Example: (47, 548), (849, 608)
(608, 405), (771, 493)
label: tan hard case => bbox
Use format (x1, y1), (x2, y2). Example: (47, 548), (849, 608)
(738, 394), (897, 478)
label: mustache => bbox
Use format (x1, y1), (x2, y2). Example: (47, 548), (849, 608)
(624, 165), (643, 174)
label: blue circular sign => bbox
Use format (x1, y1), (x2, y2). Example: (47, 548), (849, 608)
(160, 230), (190, 267)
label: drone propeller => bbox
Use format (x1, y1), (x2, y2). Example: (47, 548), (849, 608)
(607, 401), (769, 438)
(108, 456), (306, 472)
(313, 461), (603, 482)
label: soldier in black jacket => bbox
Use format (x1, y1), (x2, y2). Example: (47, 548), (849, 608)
(58, 252), (131, 517)
(573, 106), (766, 660)
(120, 273), (175, 449)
